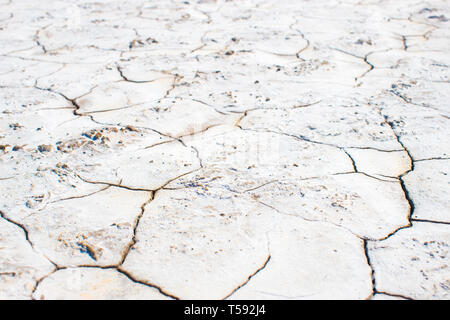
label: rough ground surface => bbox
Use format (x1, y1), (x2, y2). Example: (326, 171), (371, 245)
(0, 0), (449, 300)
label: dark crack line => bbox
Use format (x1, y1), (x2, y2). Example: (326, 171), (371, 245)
(401, 36), (408, 51)
(380, 115), (416, 237)
(35, 40), (47, 54)
(234, 110), (248, 129)
(116, 64), (167, 83)
(33, 83), (129, 128)
(342, 171), (399, 183)
(31, 188), (177, 299)
(243, 127), (357, 172)
(375, 291), (414, 300)
(116, 268), (179, 300)
(118, 192), (153, 266)
(79, 99), (163, 115)
(223, 255), (271, 300)
(240, 125), (403, 153)
(359, 109), (420, 300)
(415, 157), (450, 162)
(31, 267), (62, 300)
(356, 54), (375, 82)
(74, 174), (154, 192)
(343, 149), (358, 172)
(163, 96), (232, 116)
(33, 84), (92, 120)
(0, 210), (61, 294)
(31, 265), (178, 300)
(411, 218), (450, 226)
(390, 89), (443, 112)
(242, 180), (278, 193)
(363, 241), (416, 300)
(51, 185), (111, 203)
(292, 100), (322, 109)
(0, 210), (33, 246)
(390, 89), (413, 105)
(75, 166), (203, 194)
(70, 167), (204, 270)
(331, 47), (394, 83)
(363, 239), (376, 299)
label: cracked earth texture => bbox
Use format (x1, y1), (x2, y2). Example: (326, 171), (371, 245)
(0, 0), (449, 300)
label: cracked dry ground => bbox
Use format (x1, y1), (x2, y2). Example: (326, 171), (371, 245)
(0, 0), (449, 301)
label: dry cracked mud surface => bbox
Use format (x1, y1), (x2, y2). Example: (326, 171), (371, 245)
(0, 0), (449, 300)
